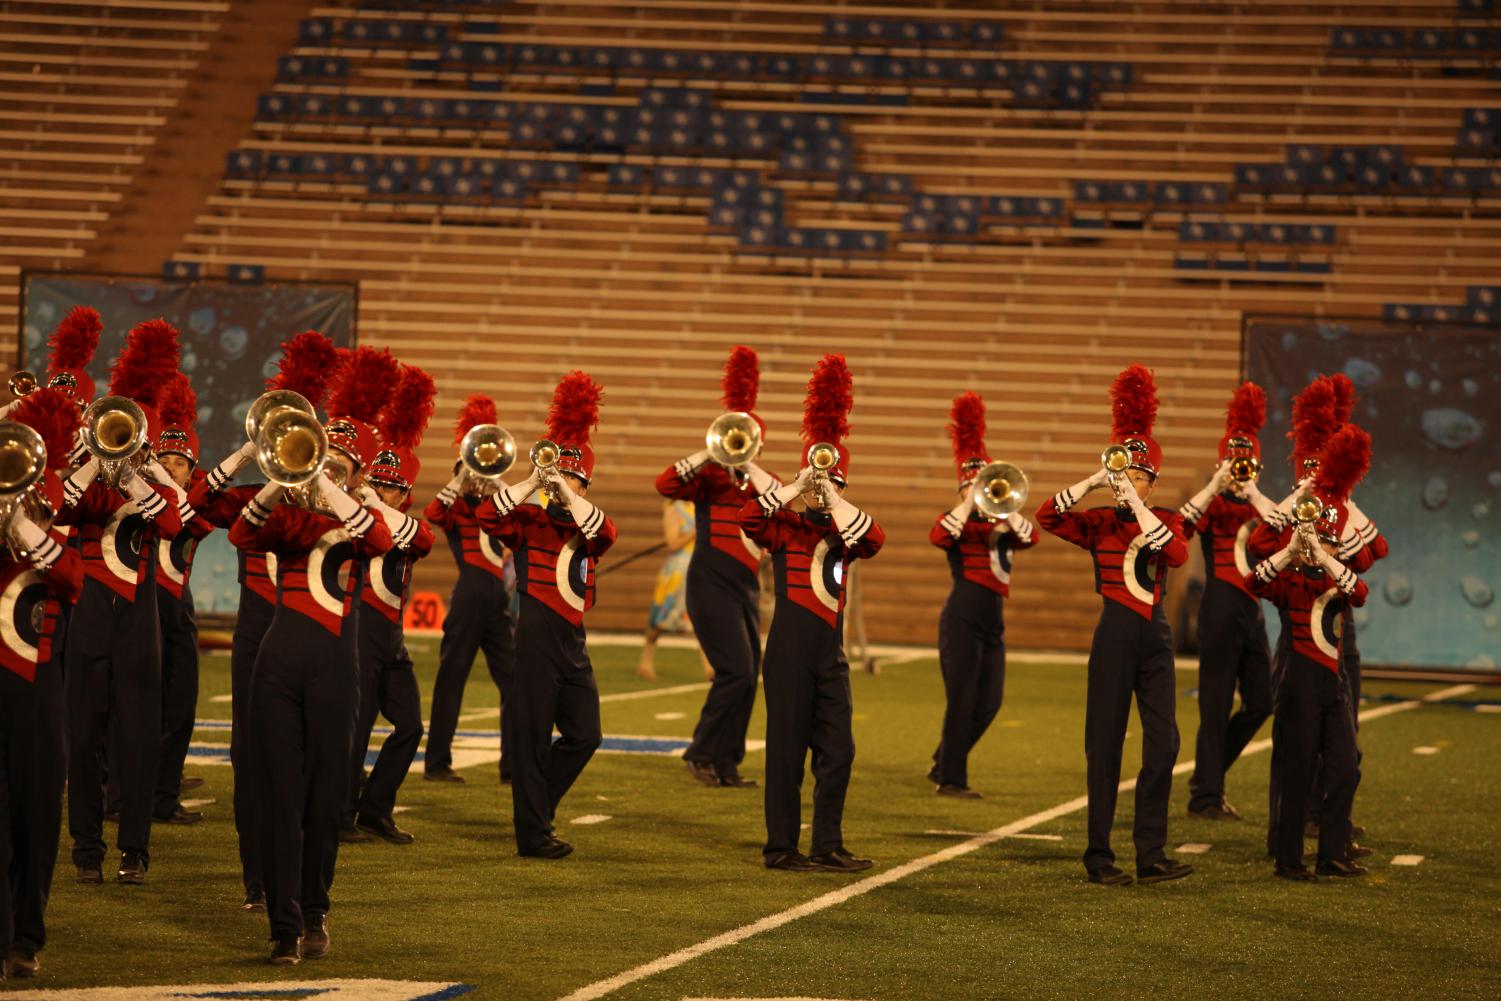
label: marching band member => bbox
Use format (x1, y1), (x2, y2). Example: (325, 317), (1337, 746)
(1247, 425), (1371, 881)
(740, 354), (884, 873)
(927, 392), (1037, 798)
(1179, 382), (1275, 822)
(2, 306), (100, 427)
(151, 374), (214, 826)
(655, 345), (779, 789)
(231, 346), (396, 964)
(477, 371), (617, 859)
(343, 365), (436, 845)
(190, 330), (341, 911)
(423, 394), (516, 785)
(1036, 364), (1191, 887)
(59, 320), (184, 886)
(0, 389), (83, 981)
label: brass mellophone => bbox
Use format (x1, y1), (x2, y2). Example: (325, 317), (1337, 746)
(972, 460), (1029, 520)
(706, 411), (761, 468)
(0, 420), (47, 557)
(459, 423), (516, 495)
(246, 389), (333, 512)
(81, 395), (148, 488)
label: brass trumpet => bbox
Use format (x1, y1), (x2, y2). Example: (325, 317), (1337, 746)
(0, 420), (47, 558)
(1101, 443), (1133, 508)
(81, 395), (148, 488)
(805, 441), (840, 509)
(706, 412), (761, 468)
(8, 370), (38, 399)
(972, 460), (1029, 520)
(1292, 491), (1324, 561)
(459, 423), (516, 495)
(1229, 456), (1261, 483)
(530, 439), (563, 504)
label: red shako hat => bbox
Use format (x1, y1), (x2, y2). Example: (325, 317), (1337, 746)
(801, 353), (853, 486)
(546, 370), (602, 485)
(1110, 363), (1162, 478)
(949, 391), (989, 487)
(1218, 381), (1266, 462)
(370, 364), (436, 492)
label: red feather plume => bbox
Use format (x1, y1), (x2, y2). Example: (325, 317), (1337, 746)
(266, 331), (341, 407)
(720, 345), (760, 412)
(452, 394), (498, 446)
(1314, 423), (1371, 501)
(801, 353), (853, 445)
(1109, 363), (1158, 437)
(327, 346), (401, 424)
(11, 388), (82, 472)
(380, 364), (436, 450)
(545, 370), (602, 445)
(948, 391), (987, 462)
(46, 306), (102, 371)
(1330, 373), (1357, 425)
(1289, 375), (1339, 466)
(108, 318), (181, 407)
(157, 373), (197, 430)
(1224, 381), (1266, 435)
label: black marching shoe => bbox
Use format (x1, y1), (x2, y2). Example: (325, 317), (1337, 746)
(116, 851), (147, 884)
(1187, 800), (1241, 821)
(180, 775), (205, 792)
(925, 765), (941, 786)
(75, 863), (104, 885)
(269, 936), (301, 966)
(301, 914), (330, 959)
(356, 813), (415, 845)
(423, 767), (465, 784)
(936, 784), (981, 799)
(156, 807), (203, 826)
(1315, 858), (1368, 878)
(519, 836), (574, 860)
(1086, 865), (1133, 886)
(1347, 842), (1373, 860)
(808, 848), (873, 873)
(764, 851), (816, 871)
(8, 947), (40, 978)
(684, 760), (720, 787)
(717, 768), (758, 788)
(1274, 864), (1318, 882)
(1137, 860), (1194, 885)
(242, 886), (267, 912)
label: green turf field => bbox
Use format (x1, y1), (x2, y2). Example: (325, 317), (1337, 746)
(22, 641), (1500, 1000)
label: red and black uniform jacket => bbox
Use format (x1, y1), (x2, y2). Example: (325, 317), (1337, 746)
(1248, 522), (1378, 576)
(158, 469), (216, 601)
(425, 492), (511, 582)
(57, 479), (183, 602)
(1036, 496), (1188, 620)
(477, 499), (617, 628)
(363, 506), (436, 625)
(0, 539), (83, 681)
(190, 481), (281, 607)
(1180, 492), (1262, 598)
(929, 512), (1038, 597)
(1245, 560), (1369, 673)
(738, 497), (884, 630)
(654, 461), (776, 585)
(228, 502), (393, 637)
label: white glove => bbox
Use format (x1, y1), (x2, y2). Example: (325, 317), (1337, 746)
(674, 449), (711, 481)
(745, 461), (778, 495)
(241, 481), (283, 528)
(759, 465), (814, 513)
(63, 458), (99, 507)
(1315, 546), (1359, 594)
(145, 460), (186, 501)
(1005, 512), (1036, 542)
(1180, 462), (1228, 522)
(491, 469), (542, 518)
(830, 495), (874, 547)
(1053, 469), (1107, 511)
(940, 494), (975, 538)
(1253, 543), (1297, 585)
(11, 515), (63, 571)
(368, 495), (421, 549)
(205, 441), (257, 492)
(318, 471), (361, 519)
(1127, 494), (1175, 552)
(556, 479), (605, 539)
(125, 475), (169, 522)
(1242, 478), (1275, 519)
(436, 470), (467, 506)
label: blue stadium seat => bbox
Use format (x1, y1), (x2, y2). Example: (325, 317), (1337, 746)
(924, 21), (966, 46)
(1411, 28), (1455, 57)
(302, 152), (338, 176)
(228, 264), (264, 284)
(1025, 196), (1063, 220)
(162, 260), (200, 281)
(368, 172), (406, 196)
(448, 174), (489, 199)
(345, 153), (377, 177)
(297, 19), (333, 46)
(1179, 219), (1221, 242)
(901, 210), (941, 236)
(299, 94), (331, 117)
(256, 94), (291, 119)
(1074, 180), (1107, 203)
(225, 149), (262, 177)
(1234, 164), (1270, 191)
(970, 22), (1003, 46)
(608, 163), (645, 189)
(1398, 164), (1436, 189)
(1468, 286), (1499, 308)
(267, 153), (302, 175)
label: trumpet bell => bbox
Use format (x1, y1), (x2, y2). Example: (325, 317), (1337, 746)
(972, 461), (1029, 520)
(245, 389), (315, 444)
(257, 408), (328, 488)
(1293, 493), (1324, 524)
(1101, 443), (1132, 474)
(706, 412), (762, 468)
(807, 441), (840, 472)
(461, 424), (516, 479)
(0, 422), (45, 494)
(7, 370), (38, 399)
(530, 439), (561, 470)
(1229, 456), (1261, 483)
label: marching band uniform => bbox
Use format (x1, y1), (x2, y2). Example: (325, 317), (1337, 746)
(477, 371), (616, 858)
(424, 395), (516, 784)
(0, 390), (82, 980)
(656, 346), (778, 787)
(928, 392), (1037, 796)
(1179, 383), (1276, 821)
(742, 354), (884, 873)
(1036, 365), (1191, 886)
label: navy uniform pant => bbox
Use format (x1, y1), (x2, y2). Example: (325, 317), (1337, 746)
(932, 582), (1005, 789)
(510, 596), (601, 853)
(249, 608), (358, 941)
(1083, 601), (1179, 874)
(683, 563), (762, 773)
(1187, 580), (1272, 812)
(347, 611), (423, 822)
(761, 604), (855, 860)
(66, 578), (162, 869)
(231, 589), (274, 894)
(427, 571), (514, 779)
(1, 656), (65, 957)
(1271, 657), (1359, 869)
(154, 585), (199, 819)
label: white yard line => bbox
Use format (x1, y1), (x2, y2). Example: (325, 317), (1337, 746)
(557, 682), (1475, 1001)
(455, 681), (714, 723)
